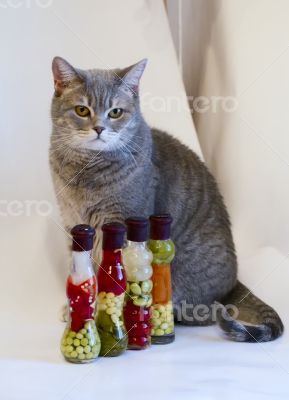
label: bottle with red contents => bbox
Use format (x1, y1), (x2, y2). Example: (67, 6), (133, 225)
(96, 223), (128, 356)
(61, 225), (101, 363)
(123, 217), (153, 350)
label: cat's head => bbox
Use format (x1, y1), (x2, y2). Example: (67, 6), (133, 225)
(51, 57), (147, 153)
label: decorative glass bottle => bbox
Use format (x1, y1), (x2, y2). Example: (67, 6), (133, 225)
(123, 217), (153, 350)
(147, 214), (175, 344)
(96, 223), (128, 356)
(61, 224), (101, 363)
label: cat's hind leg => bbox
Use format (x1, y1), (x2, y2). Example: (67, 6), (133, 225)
(171, 228), (237, 327)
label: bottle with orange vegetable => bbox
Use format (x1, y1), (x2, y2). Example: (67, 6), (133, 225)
(147, 214), (175, 344)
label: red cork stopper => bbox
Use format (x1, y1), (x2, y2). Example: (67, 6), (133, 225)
(102, 222), (126, 250)
(149, 214), (172, 240)
(126, 217), (149, 242)
(71, 224), (95, 251)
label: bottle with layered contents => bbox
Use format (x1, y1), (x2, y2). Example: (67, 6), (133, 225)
(123, 217), (153, 350)
(96, 223), (128, 356)
(61, 224), (101, 363)
(147, 214), (175, 344)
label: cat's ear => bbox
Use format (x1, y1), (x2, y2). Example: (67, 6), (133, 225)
(120, 59), (147, 96)
(52, 57), (80, 96)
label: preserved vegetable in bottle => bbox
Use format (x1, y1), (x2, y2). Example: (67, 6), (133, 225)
(148, 214), (175, 344)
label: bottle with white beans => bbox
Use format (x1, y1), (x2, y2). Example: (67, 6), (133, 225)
(123, 217), (153, 350)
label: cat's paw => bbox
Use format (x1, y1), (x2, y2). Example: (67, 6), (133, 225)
(59, 304), (69, 322)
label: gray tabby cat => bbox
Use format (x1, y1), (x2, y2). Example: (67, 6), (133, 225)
(50, 57), (283, 342)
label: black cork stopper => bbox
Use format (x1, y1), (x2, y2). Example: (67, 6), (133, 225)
(126, 217), (149, 242)
(71, 224), (95, 251)
(102, 222), (126, 250)
(149, 214), (172, 240)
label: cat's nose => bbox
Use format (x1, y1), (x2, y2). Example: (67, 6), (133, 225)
(94, 126), (105, 135)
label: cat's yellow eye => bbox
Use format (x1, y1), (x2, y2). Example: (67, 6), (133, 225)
(75, 105), (90, 117)
(108, 108), (123, 119)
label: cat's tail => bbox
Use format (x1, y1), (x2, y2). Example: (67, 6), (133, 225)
(215, 281), (284, 342)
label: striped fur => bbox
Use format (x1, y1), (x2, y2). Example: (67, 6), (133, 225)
(49, 57), (283, 342)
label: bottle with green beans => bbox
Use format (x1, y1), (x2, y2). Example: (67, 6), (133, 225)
(147, 214), (175, 344)
(96, 223), (128, 356)
(61, 225), (101, 363)
(123, 217), (153, 350)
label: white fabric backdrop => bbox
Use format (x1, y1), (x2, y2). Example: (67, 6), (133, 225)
(1, 1), (289, 399)
(169, 1), (289, 397)
(183, 0), (289, 333)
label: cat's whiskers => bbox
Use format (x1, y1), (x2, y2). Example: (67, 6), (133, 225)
(49, 140), (71, 157)
(50, 134), (72, 144)
(125, 138), (144, 155)
(57, 144), (76, 175)
(119, 142), (138, 169)
(49, 133), (75, 155)
(122, 141), (139, 157)
(123, 138), (148, 165)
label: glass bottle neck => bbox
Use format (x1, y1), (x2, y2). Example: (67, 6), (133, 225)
(101, 249), (122, 266)
(126, 240), (147, 248)
(71, 251), (94, 284)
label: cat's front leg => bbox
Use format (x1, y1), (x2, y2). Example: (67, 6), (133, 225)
(90, 240), (102, 274)
(88, 210), (125, 273)
(86, 213), (107, 273)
